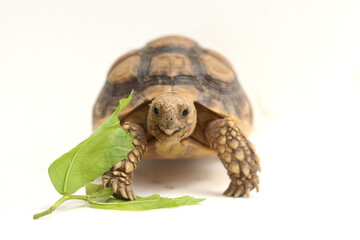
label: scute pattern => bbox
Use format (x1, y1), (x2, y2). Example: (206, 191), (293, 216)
(148, 53), (194, 78)
(203, 49), (235, 71)
(146, 35), (197, 49)
(200, 54), (235, 83)
(93, 35), (253, 131)
(108, 55), (141, 84)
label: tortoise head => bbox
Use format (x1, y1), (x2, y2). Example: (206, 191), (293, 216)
(147, 93), (197, 145)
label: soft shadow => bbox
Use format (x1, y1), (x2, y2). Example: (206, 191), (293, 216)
(132, 157), (229, 196)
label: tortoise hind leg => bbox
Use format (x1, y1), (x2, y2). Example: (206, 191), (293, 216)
(205, 118), (261, 197)
(102, 122), (146, 200)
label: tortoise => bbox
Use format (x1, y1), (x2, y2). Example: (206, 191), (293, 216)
(93, 35), (261, 200)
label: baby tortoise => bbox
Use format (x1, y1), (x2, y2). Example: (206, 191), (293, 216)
(93, 36), (261, 200)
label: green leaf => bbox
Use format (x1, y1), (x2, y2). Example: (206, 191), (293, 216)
(48, 91), (134, 195)
(85, 183), (113, 198)
(88, 194), (205, 211)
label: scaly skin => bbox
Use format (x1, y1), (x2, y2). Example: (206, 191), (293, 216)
(205, 118), (261, 197)
(102, 122), (147, 200)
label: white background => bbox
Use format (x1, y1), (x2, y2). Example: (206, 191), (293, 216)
(1, 0), (360, 239)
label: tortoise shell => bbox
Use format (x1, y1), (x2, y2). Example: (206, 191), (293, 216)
(93, 36), (253, 132)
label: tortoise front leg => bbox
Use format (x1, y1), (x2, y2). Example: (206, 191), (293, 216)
(102, 122), (146, 200)
(205, 119), (261, 197)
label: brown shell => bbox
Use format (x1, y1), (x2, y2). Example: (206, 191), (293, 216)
(93, 35), (253, 130)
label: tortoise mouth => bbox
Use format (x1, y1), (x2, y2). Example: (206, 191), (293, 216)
(157, 125), (181, 137)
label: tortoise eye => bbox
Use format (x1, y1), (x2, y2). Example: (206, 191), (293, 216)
(182, 109), (189, 117)
(153, 106), (159, 115)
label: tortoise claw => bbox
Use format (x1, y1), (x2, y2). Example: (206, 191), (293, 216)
(102, 170), (137, 201)
(223, 180), (257, 198)
(102, 177), (109, 189)
(113, 185), (136, 200)
(223, 182), (237, 196)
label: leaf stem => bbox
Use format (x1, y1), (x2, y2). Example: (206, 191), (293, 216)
(33, 195), (89, 219)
